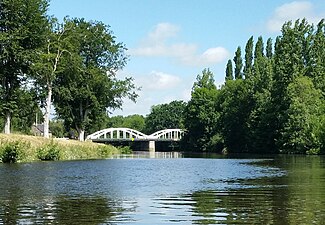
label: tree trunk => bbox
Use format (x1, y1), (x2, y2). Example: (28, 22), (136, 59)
(78, 129), (85, 142)
(4, 112), (11, 134)
(43, 85), (52, 138)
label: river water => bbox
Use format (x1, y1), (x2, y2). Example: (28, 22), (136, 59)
(0, 152), (324, 224)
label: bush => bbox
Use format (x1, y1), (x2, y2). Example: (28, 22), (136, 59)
(0, 141), (28, 163)
(117, 146), (132, 154)
(37, 141), (61, 161)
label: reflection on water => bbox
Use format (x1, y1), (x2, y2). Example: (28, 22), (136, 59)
(110, 151), (183, 159)
(0, 196), (124, 225)
(0, 154), (324, 224)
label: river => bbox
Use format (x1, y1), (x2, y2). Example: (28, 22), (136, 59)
(0, 152), (324, 224)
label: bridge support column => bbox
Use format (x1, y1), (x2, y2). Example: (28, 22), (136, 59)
(149, 141), (155, 151)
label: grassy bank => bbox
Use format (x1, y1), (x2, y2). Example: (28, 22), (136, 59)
(0, 134), (127, 163)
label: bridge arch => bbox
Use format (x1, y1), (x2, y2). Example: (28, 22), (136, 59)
(86, 128), (185, 141)
(149, 129), (184, 140)
(86, 128), (147, 140)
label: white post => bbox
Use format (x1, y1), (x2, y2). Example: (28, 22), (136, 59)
(4, 112), (10, 134)
(149, 141), (155, 151)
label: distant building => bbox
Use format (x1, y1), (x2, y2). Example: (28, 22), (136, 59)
(31, 124), (52, 137)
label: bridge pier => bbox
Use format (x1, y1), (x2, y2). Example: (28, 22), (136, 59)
(149, 141), (155, 152)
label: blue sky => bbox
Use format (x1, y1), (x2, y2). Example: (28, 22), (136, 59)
(49, 0), (325, 116)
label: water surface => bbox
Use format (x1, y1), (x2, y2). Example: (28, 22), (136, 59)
(0, 152), (324, 224)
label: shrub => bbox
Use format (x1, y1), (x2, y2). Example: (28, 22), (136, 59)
(37, 141), (61, 161)
(0, 141), (28, 163)
(118, 146), (132, 154)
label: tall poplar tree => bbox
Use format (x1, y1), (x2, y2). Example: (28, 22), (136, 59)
(225, 59), (233, 81)
(266, 38), (273, 59)
(307, 19), (325, 95)
(254, 36), (264, 60)
(244, 36), (254, 79)
(233, 47), (243, 79)
(0, 0), (49, 134)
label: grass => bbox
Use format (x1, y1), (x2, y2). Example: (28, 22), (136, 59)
(0, 133), (122, 163)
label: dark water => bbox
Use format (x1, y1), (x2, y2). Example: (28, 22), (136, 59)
(0, 152), (324, 224)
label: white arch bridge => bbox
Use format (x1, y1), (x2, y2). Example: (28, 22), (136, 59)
(86, 128), (185, 151)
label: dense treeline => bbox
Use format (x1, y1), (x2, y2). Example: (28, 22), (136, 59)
(182, 19), (325, 154)
(0, 0), (137, 141)
(132, 19), (324, 154)
(81, 100), (186, 136)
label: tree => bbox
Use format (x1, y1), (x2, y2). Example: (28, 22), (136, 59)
(254, 36), (264, 60)
(233, 47), (243, 79)
(50, 119), (66, 138)
(11, 87), (40, 134)
(182, 69), (222, 151)
(306, 19), (325, 95)
(225, 59), (233, 81)
(266, 38), (273, 59)
(144, 101), (186, 134)
(31, 19), (74, 138)
(271, 19), (313, 148)
(122, 115), (145, 132)
(279, 76), (323, 153)
(53, 18), (138, 141)
(107, 114), (145, 132)
(0, 0), (49, 134)
(219, 79), (252, 153)
(244, 36), (254, 79)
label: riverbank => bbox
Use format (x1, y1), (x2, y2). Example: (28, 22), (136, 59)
(0, 134), (127, 163)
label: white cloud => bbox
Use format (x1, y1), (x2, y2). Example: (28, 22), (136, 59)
(267, 1), (324, 32)
(181, 47), (230, 66)
(129, 23), (230, 66)
(146, 23), (179, 45)
(138, 70), (182, 90)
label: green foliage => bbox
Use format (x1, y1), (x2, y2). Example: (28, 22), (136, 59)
(0, 0), (49, 133)
(50, 120), (66, 138)
(117, 146), (133, 154)
(254, 36), (264, 59)
(37, 141), (61, 161)
(95, 145), (116, 158)
(279, 76), (323, 154)
(219, 79), (252, 152)
(108, 114), (145, 132)
(0, 141), (29, 163)
(144, 101), (186, 134)
(182, 69), (221, 152)
(53, 18), (138, 141)
(233, 47), (243, 79)
(11, 88), (40, 134)
(183, 19), (324, 155)
(244, 36), (254, 78)
(266, 38), (273, 58)
(225, 59), (233, 81)
(0, 134), (122, 162)
(306, 19), (325, 96)
(123, 115), (146, 131)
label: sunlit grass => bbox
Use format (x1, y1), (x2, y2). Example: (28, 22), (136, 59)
(0, 133), (120, 163)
